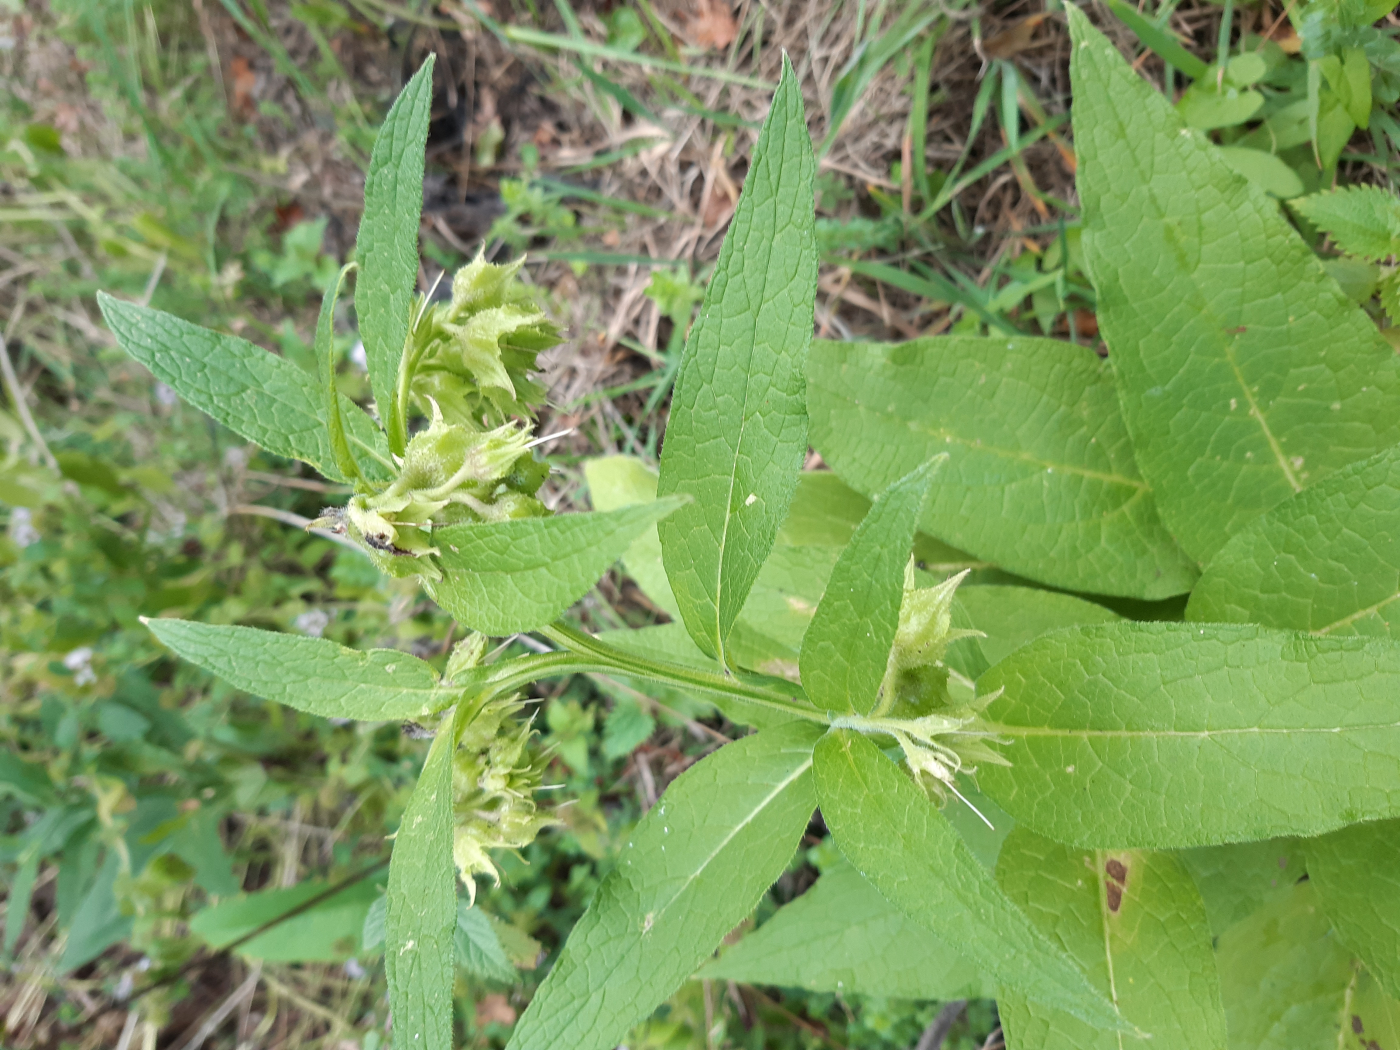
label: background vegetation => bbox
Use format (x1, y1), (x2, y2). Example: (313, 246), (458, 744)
(1, 0), (1396, 1047)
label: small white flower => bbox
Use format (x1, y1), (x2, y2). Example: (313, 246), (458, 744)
(294, 609), (332, 638)
(64, 646), (96, 686)
(154, 383), (179, 407)
(9, 507), (39, 548)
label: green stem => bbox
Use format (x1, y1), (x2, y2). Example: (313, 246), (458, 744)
(536, 622), (829, 725)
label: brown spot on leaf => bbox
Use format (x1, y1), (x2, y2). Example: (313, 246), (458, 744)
(1352, 1015), (1364, 1034)
(1105, 858), (1128, 886)
(1106, 882), (1123, 913)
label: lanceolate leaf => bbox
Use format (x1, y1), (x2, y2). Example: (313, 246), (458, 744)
(1070, 5), (1400, 564)
(1217, 881), (1400, 1050)
(698, 859), (986, 1000)
(1307, 820), (1400, 998)
(98, 295), (392, 483)
(657, 55), (817, 665)
(144, 619), (454, 720)
(800, 458), (942, 714)
(357, 56), (436, 454)
(507, 721), (823, 1050)
(812, 730), (1124, 1030)
(995, 829), (1227, 1049)
(806, 335), (1196, 599)
(386, 706), (461, 1050)
(978, 621), (1400, 848)
(1188, 444), (1400, 638)
(428, 498), (686, 635)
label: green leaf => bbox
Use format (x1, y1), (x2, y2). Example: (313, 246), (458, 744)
(1188, 444), (1400, 638)
(1216, 147), (1306, 199)
(949, 585), (1120, 675)
(995, 829), (1226, 1048)
(1069, 5), (1400, 564)
(807, 335), (1196, 599)
(1176, 81), (1264, 129)
(428, 499), (686, 634)
(1217, 880), (1400, 1050)
(507, 721), (822, 1050)
(1307, 819), (1400, 998)
(456, 901), (518, 983)
(800, 458), (941, 714)
(657, 56), (817, 664)
(698, 859), (986, 999)
(584, 455), (680, 619)
(1178, 838), (1306, 937)
(356, 56), (436, 454)
(812, 729), (1124, 1029)
(978, 621), (1400, 848)
(319, 262), (366, 485)
(189, 875), (385, 961)
(97, 295), (392, 484)
(386, 710), (461, 1050)
(144, 618), (453, 720)
(1293, 185), (1400, 262)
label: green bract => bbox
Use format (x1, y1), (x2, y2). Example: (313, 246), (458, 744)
(107, 19), (1400, 1050)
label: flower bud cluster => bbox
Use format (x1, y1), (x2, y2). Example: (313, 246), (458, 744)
(429, 637), (557, 900)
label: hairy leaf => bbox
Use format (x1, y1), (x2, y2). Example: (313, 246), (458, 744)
(429, 498), (686, 634)
(946, 584), (1120, 679)
(1188, 444), (1400, 638)
(1217, 881), (1400, 1049)
(386, 712), (459, 1050)
(995, 829), (1226, 1048)
(1293, 185), (1400, 261)
(657, 56), (817, 664)
(455, 902), (517, 983)
(1070, 6), (1400, 563)
(507, 721), (822, 1050)
(698, 859), (986, 999)
(813, 730), (1124, 1029)
(800, 458), (941, 714)
(807, 335), (1196, 599)
(1307, 820), (1400, 998)
(144, 619), (453, 720)
(98, 295), (391, 483)
(978, 621), (1400, 847)
(357, 56), (436, 452)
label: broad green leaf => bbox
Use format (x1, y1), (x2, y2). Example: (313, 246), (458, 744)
(1217, 880), (1400, 1050)
(995, 829), (1226, 1048)
(1307, 819), (1400, 998)
(1188, 444), (1400, 638)
(812, 730), (1124, 1029)
(698, 859), (986, 999)
(657, 56), (817, 664)
(800, 458), (941, 714)
(1292, 185), (1400, 261)
(807, 335), (1197, 599)
(189, 875), (385, 961)
(1069, 5), (1400, 564)
(978, 621), (1400, 848)
(455, 901), (517, 983)
(386, 710), (460, 1050)
(1217, 147), (1305, 199)
(98, 295), (392, 483)
(428, 499), (686, 635)
(507, 721), (822, 1050)
(949, 585), (1120, 675)
(585, 455), (680, 618)
(1178, 838), (1305, 937)
(1176, 81), (1264, 129)
(356, 56), (436, 454)
(144, 619), (453, 720)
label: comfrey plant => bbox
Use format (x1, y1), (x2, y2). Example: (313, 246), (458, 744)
(103, 11), (1400, 1047)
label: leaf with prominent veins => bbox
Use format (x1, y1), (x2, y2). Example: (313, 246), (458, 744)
(978, 621), (1400, 848)
(1069, 6), (1400, 563)
(657, 55), (817, 664)
(995, 829), (1226, 1049)
(507, 721), (822, 1050)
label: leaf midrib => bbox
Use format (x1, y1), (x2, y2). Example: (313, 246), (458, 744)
(989, 721), (1400, 739)
(1089, 58), (1303, 499)
(1313, 590), (1400, 636)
